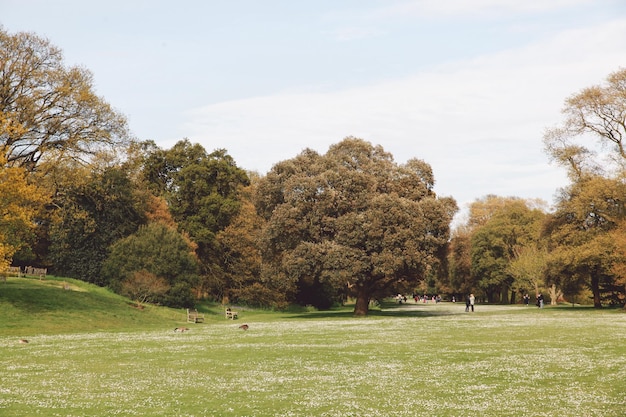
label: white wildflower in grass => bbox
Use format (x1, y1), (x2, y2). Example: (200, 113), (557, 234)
(0, 304), (625, 416)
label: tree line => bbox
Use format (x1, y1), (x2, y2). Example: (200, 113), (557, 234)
(1, 28), (625, 314)
(449, 67), (626, 309)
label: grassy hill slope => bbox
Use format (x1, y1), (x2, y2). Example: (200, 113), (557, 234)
(0, 276), (195, 336)
(0, 275), (352, 337)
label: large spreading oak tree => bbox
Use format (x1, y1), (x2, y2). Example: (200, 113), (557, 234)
(256, 137), (457, 315)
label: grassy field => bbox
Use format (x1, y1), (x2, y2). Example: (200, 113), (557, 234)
(1, 277), (625, 416)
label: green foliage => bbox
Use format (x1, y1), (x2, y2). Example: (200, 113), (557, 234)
(102, 223), (200, 308)
(447, 227), (474, 296)
(468, 197), (546, 303)
(230, 282), (288, 309)
(257, 137), (457, 315)
(49, 167), (146, 284)
(141, 140), (250, 289)
(164, 282), (196, 308)
(507, 245), (548, 296)
(215, 184), (276, 305)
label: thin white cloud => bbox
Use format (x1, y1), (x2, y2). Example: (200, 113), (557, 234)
(5, 0), (622, 222)
(361, 0), (598, 20)
(325, 26), (385, 41)
(182, 16), (626, 213)
(183, 17), (625, 215)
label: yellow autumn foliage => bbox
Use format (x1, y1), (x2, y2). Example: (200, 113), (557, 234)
(0, 152), (50, 271)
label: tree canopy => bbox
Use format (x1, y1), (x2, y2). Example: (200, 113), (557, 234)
(470, 198), (545, 303)
(544, 67), (626, 179)
(543, 176), (626, 307)
(101, 223), (200, 307)
(257, 137), (457, 315)
(141, 140), (250, 293)
(48, 166), (147, 284)
(542, 68), (626, 308)
(0, 28), (129, 170)
(0, 154), (49, 271)
(4, 26), (626, 310)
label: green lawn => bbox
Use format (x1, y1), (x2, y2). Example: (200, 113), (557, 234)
(1, 277), (625, 416)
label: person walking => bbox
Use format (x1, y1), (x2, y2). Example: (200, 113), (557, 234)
(469, 293), (475, 312)
(465, 296), (470, 312)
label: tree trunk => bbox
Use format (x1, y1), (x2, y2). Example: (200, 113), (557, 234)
(501, 285), (509, 304)
(590, 273), (602, 308)
(353, 286), (370, 316)
(548, 284), (562, 305)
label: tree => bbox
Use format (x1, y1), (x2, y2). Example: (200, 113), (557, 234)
(214, 179), (286, 307)
(507, 245), (549, 303)
(447, 225), (475, 299)
(102, 223), (200, 307)
(447, 196), (511, 301)
(257, 137), (457, 315)
(470, 198), (546, 303)
(0, 154), (49, 270)
(142, 140), (250, 296)
(543, 176), (626, 307)
(542, 69), (626, 307)
(121, 270), (170, 306)
(1, 28), (130, 170)
(544, 68), (626, 177)
(48, 166), (146, 284)
(607, 219), (626, 307)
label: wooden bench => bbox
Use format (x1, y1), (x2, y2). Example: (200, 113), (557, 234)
(2, 267), (22, 282)
(25, 266), (47, 279)
(225, 308), (238, 320)
(187, 309), (205, 323)
(7, 266), (22, 277)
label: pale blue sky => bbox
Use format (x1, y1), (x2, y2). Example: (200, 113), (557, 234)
(2, 0), (626, 221)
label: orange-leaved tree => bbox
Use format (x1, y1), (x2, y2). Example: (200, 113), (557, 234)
(0, 153), (49, 271)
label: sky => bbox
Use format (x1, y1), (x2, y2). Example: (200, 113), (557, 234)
(2, 0), (626, 222)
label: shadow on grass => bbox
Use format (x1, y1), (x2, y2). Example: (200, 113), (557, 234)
(285, 302), (467, 320)
(531, 303), (624, 313)
(282, 301), (614, 319)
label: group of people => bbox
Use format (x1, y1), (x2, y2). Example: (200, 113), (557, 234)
(395, 292), (545, 311)
(396, 294), (444, 304)
(412, 294), (442, 303)
(465, 292), (545, 310)
(523, 293), (544, 307)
